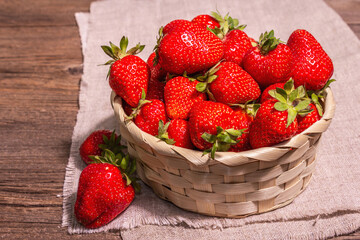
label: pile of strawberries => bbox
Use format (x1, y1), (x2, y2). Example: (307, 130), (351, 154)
(73, 11), (335, 229)
(102, 11), (334, 157)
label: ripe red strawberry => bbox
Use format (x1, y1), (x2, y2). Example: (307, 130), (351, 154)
(232, 102), (260, 126)
(157, 119), (194, 149)
(146, 76), (166, 102)
(191, 14), (220, 29)
(296, 103), (320, 134)
(250, 100), (298, 149)
(164, 76), (206, 119)
(157, 20), (224, 75)
(243, 30), (292, 89)
(207, 11), (251, 66)
(102, 37), (150, 107)
(130, 93), (167, 136)
(249, 80), (311, 149)
(260, 82), (286, 103)
(79, 130), (120, 165)
(188, 101), (246, 157)
(231, 103), (260, 151)
(222, 29), (253, 66)
(75, 163), (134, 228)
(162, 19), (190, 35)
(198, 61), (260, 104)
(122, 100), (134, 116)
(287, 29), (334, 90)
(146, 52), (166, 81)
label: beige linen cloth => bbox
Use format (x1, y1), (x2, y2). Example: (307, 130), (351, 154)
(63, 0), (360, 239)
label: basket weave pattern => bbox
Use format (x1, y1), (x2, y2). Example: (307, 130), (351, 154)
(111, 88), (335, 218)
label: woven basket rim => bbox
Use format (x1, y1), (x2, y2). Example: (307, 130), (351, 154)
(111, 87), (335, 167)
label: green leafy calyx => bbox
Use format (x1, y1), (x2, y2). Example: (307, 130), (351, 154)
(209, 11), (246, 39)
(195, 61), (222, 101)
(156, 120), (176, 145)
(258, 30), (283, 55)
(153, 27), (164, 66)
(268, 78), (312, 127)
(126, 89), (151, 121)
(89, 132), (141, 193)
(306, 79), (336, 117)
(201, 126), (245, 159)
(230, 101), (261, 118)
(101, 36), (145, 78)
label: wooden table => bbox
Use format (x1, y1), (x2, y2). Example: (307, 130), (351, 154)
(0, 0), (359, 239)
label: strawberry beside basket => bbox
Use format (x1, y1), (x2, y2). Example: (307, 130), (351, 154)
(110, 87), (335, 218)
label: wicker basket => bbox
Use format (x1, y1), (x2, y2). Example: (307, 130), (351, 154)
(111, 88), (335, 218)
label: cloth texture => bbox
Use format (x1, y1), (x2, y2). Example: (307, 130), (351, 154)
(63, 0), (360, 239)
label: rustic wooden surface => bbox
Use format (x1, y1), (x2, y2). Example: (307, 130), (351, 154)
(0, 0), (359, 239)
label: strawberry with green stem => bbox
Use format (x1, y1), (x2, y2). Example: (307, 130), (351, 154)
(128, 90), (167, 136)
(75, 139), (140, 229)
(79, 130), (125, 165)
(188, 101), (246, 158)
(295, 79), (335, 133)
(102, 36), (149, 107)
(242, 30), (292, 89)
(249, 79), (312, 149)
(196, 61), (261, 105)
(296, 103), (320, 134)
(260, 82), (286, 103)
(209, 11), (252, 66)
(232, 101), (260, 125)
(156, 119), (194, 149)
(307, 78), (336, 117)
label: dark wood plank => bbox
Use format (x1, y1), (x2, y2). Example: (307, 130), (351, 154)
(0, 0), (121, 239)
(0, 0), (94, 27)
(0, 0), (358, 239)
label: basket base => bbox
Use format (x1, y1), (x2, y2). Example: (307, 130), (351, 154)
(136, 159), (314, 218)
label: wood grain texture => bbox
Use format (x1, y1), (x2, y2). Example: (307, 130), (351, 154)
(0, 0), (358, 239)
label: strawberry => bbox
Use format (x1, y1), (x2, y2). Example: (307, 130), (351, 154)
(287, 29), (334, 90)
(122, 100), (134, 116)
(188, 101), (246, 157)
(242, 30), (292, 89)
(74, 145), (139, 229)
(146, 76), (166, 102)
(231, 103), (260, 151)
(197, 61), (260, 105)
(102, 37), (150, 107)
(164, 76), (206, 119)
(146, 52), (166, 81)
(222, 29), (253, 66)
(208, 11), (251, 66)
(191, 14), (220, 29)
(75, 163), (134, 228)
(296, 103), (320, 134)
(79, 130), (122, 165)
(232, 102), (260, 126)
(260, 82), (286, 103)
(129, 92), (167, 136)
(249, 80), (311, 149)
(157, 20), (224, 75)
(156, 119), (194, 149)
(162, 19), (190, 35)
